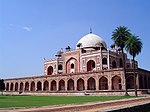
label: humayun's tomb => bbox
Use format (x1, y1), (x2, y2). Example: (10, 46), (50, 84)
(4, 32), (150, 96)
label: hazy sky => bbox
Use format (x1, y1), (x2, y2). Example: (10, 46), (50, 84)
(0, 0), (150, 79)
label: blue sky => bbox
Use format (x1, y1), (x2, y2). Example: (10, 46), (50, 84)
(0, 0), (150, 79)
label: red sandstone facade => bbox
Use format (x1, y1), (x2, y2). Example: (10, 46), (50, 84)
(4, 33), (150, 94)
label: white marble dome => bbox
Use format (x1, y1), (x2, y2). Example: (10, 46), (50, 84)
(76, 33), (107, 49)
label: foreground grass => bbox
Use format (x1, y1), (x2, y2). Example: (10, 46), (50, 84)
(0, 95), (136, 108)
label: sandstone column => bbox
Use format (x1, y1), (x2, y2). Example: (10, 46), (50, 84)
(121, 71), (125, 90)
(29, 82), (31, 91)
(35, 81), (37, 91)
(74, 79), (77, 91)
(18, 82), (20, 91)
(23, 82), (25, 91)
(108, 74), (112, 90)
(49, 80), (51, 91)
(84, 79), (87, 90)
(65, 79), (67, 91)
(41, 81), (44, 91)
(96, 76), (99, 90)
(9, 82), (11, 91)
(56, 80), (59, 91)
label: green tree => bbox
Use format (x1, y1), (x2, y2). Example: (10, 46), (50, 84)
(0, 79), (5, 95)
(112, 26), (131, 96)
(125, 35), (143, 96)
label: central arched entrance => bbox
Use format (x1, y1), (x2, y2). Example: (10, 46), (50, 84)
(66, 58), (78, 73)
(87, 77), (96, 90)
(77, 78), (84, 91)
(87, 60), (95, 71)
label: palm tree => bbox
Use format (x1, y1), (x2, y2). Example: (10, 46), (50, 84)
(112, 26), (131, 96)
(125, 35), (143, 96)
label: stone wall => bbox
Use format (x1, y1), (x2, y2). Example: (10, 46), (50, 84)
(3, 90), (147, 96)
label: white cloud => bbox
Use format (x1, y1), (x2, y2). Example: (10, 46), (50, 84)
(22, 26), (32, 32)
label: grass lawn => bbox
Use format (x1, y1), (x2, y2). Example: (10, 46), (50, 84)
(0, 95), (136, 108)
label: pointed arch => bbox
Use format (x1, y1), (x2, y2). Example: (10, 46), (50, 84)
(25, 82), (29, 91)
(43, 80), (49, 91)
(59, 79), (65, 91)
(77, 78), (84, 91)
(87, 77), (96, 90)
(47, 66), (53, 75)
(67, 79), (74, 90)
(20, 82), (23, 91)
(112, 75), (122, 90)
(87, 60), (95, 71)
(99, 76), (108, 90)
(10, 83), (14, 91)
(6, 83), (9, 91)
(31, 81), (35, 91)
(51, 80), (57, 91)
(102, 58), (107, 65)
(37, 81), (42, 91)
(15, 82), (18, 91)
(66, 57), (78, 73)
(127, 76), (134, 89)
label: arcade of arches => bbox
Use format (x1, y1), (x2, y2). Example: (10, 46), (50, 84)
(5, 73), (150, 92)
(5, 75), (128, 92)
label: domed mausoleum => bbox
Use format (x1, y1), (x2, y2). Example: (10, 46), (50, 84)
(4, 32), (150, 96)
(76, 33), (107, 49)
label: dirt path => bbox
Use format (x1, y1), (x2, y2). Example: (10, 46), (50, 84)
(1, 96), (150, 112)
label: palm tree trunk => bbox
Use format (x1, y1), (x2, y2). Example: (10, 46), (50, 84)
(133, 56), (137, 96)
(122, 49), (129, 96)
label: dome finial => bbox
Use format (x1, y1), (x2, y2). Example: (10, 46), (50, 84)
(90, 27), (92, 34)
